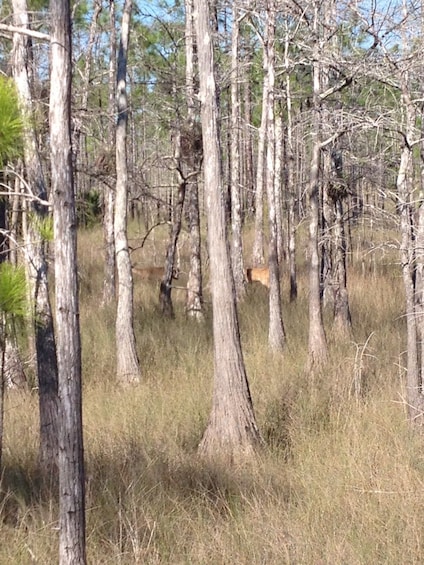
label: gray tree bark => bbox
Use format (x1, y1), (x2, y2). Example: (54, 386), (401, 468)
(230, 2), (246, 302)
(251, 30), (268, 267)
(397, 84), (424, 422)
(195, 0), (262, 462)
(49, 0), (86, 562)
(184, 0), (204, 319)
(102, 0), (117, 305)
(265, 0), (285, 352)
(307, 26), (328, 368)
(284, 25), (297, 301)
(114, 0), (141, 384)
(159, 147), (185, 318)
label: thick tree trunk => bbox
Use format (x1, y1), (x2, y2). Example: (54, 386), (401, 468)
(49, 0), (86, 562)
(114, 0), (141, 384)
(195, 0), (262, 462)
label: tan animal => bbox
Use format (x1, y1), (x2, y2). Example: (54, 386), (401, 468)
(244, 266), (270, 289)
(132, 266), (179, 282)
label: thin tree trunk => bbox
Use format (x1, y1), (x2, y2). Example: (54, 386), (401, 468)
(160, 157), (185, 318)
(0, 320), (5, 472)
(308, 40), (328, 368)
(251, 39), (268, 266)
(195, 0), (262, 462)
(9, 172), (20, 266)
(265, 0), (285, 352)
(284, 28), (297, 301)
(333, 193), (352, 334)
(185, 178), (204, 318)
(49, 0), (86, 562)
(242, 44), (255, 216)
(398, 84), (424, 422)
(102, 0), (117, 305)
(114, 0), (141, 384)
(274, 112), (284, 266)
(184, 0), (204, 319)
(230, 2), (246, 301)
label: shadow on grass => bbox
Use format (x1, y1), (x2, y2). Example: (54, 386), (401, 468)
(0, 459), (59, 528)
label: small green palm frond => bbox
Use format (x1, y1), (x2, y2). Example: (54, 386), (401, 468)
(0, 77), (24, 168)
(0, 263), (28, 319)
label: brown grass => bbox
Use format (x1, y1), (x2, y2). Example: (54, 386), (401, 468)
(2, 221), (422, 564)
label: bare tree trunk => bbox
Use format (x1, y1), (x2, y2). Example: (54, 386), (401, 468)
(307, 37), (328, 368)
(114, 0), (141, 384)
(265, 0), (285, 352)
(417, 112), (424, 385)
(333, 191), (352, 334)
(416, 194), (424, 385)
(284, 28), (297, 301)
(185, 178), (203, 318)
(321, 148), (335, 308)
(195, 0), (262, 462)
(4, 338), (26, 388)
(102, 0), (117, 305)
(9, 172), (20, 266)
(251, 37), (268, 266)
(398, 85), (424, 422)
(230, 2), (246, 301)
(184, 0), (204, 319)
(241, 46), (255, 216)
(160, 156), (185, 318)
(274, 112), (284, 266)
(12, 0), (59, 477)
(49, 0), (86, 562)
(0, 319), (5, 472)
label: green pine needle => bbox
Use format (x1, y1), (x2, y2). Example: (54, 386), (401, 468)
(0, 263), (28, 319)
(0, 77), (24, 168)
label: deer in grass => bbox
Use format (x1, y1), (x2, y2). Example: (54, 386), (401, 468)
(132, 266), (180, 282)
(244, 266), (270, 289)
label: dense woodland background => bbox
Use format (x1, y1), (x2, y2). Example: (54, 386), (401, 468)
(1, 0), (424, 563)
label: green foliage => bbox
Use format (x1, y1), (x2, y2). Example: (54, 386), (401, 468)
(0, 263), (27, 319)
(30, 213), (53, 242)
(0, 77), (24, 168)
(28, 0), (49, 10)
(77, 189), (102, 228)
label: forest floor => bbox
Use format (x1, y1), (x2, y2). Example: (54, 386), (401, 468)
(2, 221), (422, 564)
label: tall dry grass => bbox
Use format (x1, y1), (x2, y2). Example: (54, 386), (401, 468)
(2, 222), (422, 564)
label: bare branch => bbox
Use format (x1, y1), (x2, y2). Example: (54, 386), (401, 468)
(0, 23), (50, 42)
